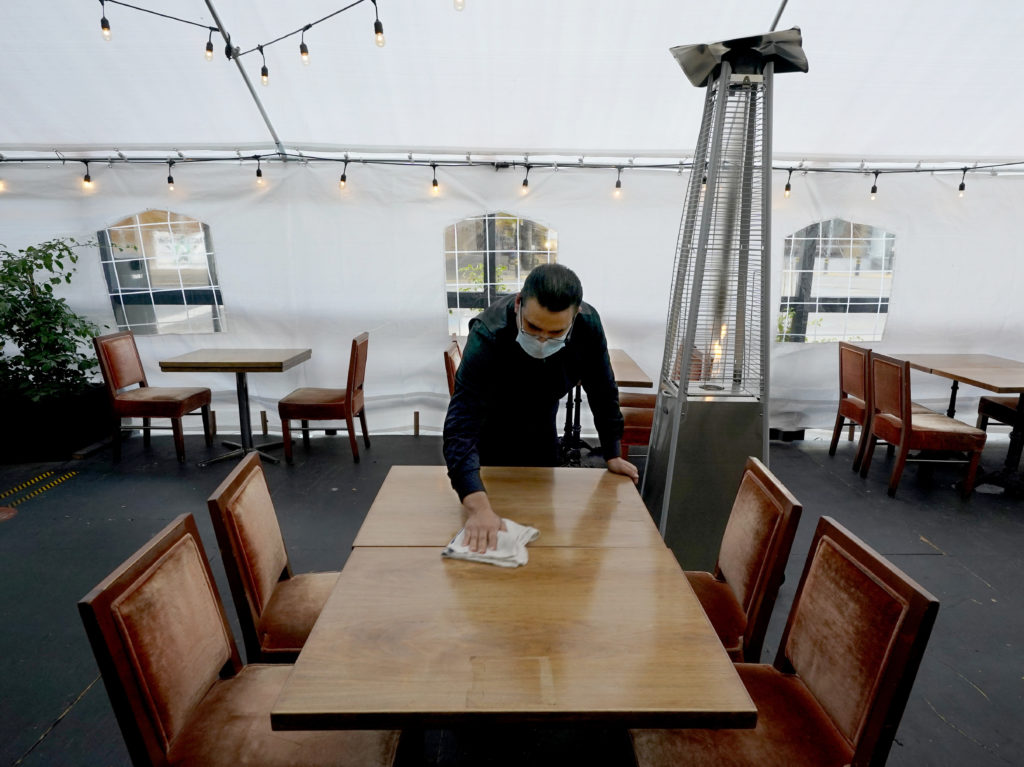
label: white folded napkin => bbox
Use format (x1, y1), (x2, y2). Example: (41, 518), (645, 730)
(442, 518), (540, 568)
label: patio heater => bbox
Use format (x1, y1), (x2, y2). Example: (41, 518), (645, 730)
(642, 28), (807, 570)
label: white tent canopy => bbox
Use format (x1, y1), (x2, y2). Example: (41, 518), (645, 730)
(3, 1), (1023, 436)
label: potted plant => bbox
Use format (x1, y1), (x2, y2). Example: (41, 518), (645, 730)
(0, 237), (109, 461)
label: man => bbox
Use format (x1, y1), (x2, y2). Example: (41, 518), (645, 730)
(443, 263), (638, 553)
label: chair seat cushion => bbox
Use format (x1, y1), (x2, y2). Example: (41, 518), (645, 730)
(874, 412), (987, 452)
(979, 395), (1019, 424)
(114, 387), (211, 418)
(622, 407), (654, 446)
(258, 571), (339, 655)
(685, 572), (745, 660)
(619, 392), (656, 409)
(278, 388), (349, 420)
(167, 664), (399, 766)
(837, 395), (866, 422)
(630, 664), (853, 767)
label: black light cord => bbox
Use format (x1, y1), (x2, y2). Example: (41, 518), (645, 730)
(101, 0), (217, 31)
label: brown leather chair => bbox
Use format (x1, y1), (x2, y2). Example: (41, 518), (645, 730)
(977, 395), (1020, 431)
(444, 340), (461, 396)
(632, 516), (939, 767)
(685, 457), (802, 663)
(93, 330), (212, 463)
(207, 452), (339, 663)
(861, 353), (986, 498)
(829, 342), (873, 471)
(278, 332), (369, 463)
(620, 392), (656, 459)
(78, 513), (399, 767)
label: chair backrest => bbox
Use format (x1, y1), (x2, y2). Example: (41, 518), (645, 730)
(93, 330), (148, 395)
(775, 516), (939, 766)
(207, 452), (290, 661)
(838, 342), (871, 405)
(716, 456), (803, 662)
(346, 332), (370, 413)
(444, 340), (461, 396)
(870, 352), (910, 424)
(78, 514), (241, 767)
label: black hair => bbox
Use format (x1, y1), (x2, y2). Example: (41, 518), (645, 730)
(520, 263), (583, 312)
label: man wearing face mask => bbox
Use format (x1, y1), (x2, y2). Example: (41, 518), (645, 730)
(443, 263), (638, 553)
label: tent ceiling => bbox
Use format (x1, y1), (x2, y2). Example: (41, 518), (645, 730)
(3, 1), (1022, 162)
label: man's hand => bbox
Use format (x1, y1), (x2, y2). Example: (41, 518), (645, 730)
(461, 491), (507, 553)
(606, 456), (639, 484)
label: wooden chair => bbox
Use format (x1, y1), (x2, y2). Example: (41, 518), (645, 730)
(861, 353), (987, 498)
(278, 332), (369, 463)
(620, 392), (656, 459)
(207, 452), (339, 663)
(93, 330), (212, 463)
(976, 395), (1020, 431)
(829, 342), (874, 471)
(632, 516), (939, 767)
(444, 339), (461, 396)
(685, 457), (802, 663)
(78, 513), (399, 767)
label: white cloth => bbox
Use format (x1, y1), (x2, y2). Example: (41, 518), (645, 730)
(442, 519), (540, 568)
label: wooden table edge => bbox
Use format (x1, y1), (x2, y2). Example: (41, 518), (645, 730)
(271, 708), (757, 731)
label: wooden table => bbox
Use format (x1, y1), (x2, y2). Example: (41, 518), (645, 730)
(352, 466), (664, 548)
(159, 348), (311, 467)
(609, 348), (653, 389)
(893, 353), (1024, 479)
(270, 544), (755, 730)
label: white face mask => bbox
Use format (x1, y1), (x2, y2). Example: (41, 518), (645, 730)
(515, 306), (573, 359)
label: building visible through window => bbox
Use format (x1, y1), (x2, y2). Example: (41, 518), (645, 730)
(778, 218), (894, 343)
(445, 213), (557, 336)
(98, 210), (225, 335)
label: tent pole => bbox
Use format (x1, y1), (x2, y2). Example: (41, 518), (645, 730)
(204, 0), (287, 158)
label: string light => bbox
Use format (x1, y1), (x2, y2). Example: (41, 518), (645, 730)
(784, 168), (793, 198)
(82, 162), (93, 189)
(166, 160), (175, 191)
(256, 158), (264, 185)
(870, 171), (879, 200)
(959, 168), (967, 198)
(614, 167), (622, 197)
(339, 160), (348, 189)
(454, 0), (465, 9)
(100, 0), (111, 40)
(300, 25), (311, 65)
(205, 28), (214, 60)
(258, 45), (269, 85)
(431, 163), (439, 195)
(372, 0), (385, 47)
(521, 165), (530, 193)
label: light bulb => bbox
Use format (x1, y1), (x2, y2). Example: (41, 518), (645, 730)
(256, 167), (264, 185)
(614, 179), (622, 197)
(83, 173), (93, 189)
(167, 175), (174, 191)
(101, 17), (111, 41)
(300, 42), (310, 65)
(784, 182), (791, 198)
(339, 173), (347, 189)
(454, 0), (465, 9)
(521, 178), (529, 193)
(431, 177), (440, 195)
(870, 185), (877, 200)
(374, 20), (386, 47)
(205, 41), (214, 61)
(261, 65), (269, 86)
(958, 181), (966, 198)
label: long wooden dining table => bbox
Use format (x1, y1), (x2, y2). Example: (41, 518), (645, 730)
(270, 466), (756, 732)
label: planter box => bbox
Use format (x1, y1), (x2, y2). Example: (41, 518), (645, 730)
(0, 383), (111, 463)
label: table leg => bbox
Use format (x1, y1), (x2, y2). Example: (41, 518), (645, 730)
(1004, 396), (1024, 471)
(946, 380), (959, 418)
(198, 371), (282, 467)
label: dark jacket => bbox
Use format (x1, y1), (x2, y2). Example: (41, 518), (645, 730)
(443, 294), (624, 500)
